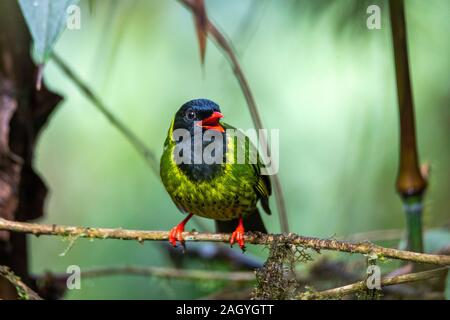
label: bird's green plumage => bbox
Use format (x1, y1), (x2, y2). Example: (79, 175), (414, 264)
(160, 116), (271, 222)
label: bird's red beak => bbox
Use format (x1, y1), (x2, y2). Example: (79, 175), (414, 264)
(197, 111), (224, 132)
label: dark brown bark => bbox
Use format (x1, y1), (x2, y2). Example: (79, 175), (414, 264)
(0, 0), (62, 299)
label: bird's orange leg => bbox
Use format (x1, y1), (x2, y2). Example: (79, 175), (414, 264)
(230, 215), (245, 250)
(169, 213), (193, 247)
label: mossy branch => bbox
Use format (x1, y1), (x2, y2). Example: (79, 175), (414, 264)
(299, 267), (448, 300)
(1, 218), (449, 266)
(0, 266), (42, 300)
(389, 0), (427, 253)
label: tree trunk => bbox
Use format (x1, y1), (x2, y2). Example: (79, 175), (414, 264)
(0, 0), (62, 299)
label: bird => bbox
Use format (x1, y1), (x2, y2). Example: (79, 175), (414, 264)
(160, 98), (272, 250)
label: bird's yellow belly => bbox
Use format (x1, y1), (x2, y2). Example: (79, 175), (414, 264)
(161, 139), (260, 221)
(169, 178), (257, 221)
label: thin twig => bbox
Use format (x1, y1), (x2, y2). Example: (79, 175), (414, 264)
(51, 53), (159, 175)
(299, 267), (448, 299)
(0, 266), (43, 300)
(41, 266), (255, 283)
(50, 53), (221, 233)
(1, 218), (449, 266)
(179, 0), (289, 233)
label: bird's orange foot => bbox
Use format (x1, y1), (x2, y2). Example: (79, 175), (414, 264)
(169, 224), (185, 247)
(169, 213), (193, 248)
(230, 216), (245, 251)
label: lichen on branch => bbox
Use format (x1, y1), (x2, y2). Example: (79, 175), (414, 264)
(0, 218), (449, 266)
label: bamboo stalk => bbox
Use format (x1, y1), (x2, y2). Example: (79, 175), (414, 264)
(0, 266), (42, 300)
(389, 0), (427, 253)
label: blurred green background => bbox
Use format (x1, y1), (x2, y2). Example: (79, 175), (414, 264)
(29, 0), (449, 299)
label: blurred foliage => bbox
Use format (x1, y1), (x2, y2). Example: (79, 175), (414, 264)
(19, 0), (80, 63)
(28, 0), (450, 299)
(423, 229), (450, 254)
(446, 272), (450, 300)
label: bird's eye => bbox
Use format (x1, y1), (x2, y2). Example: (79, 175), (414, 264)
(185, 109), (196, 120)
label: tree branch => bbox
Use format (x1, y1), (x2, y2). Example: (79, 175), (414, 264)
(1, 218), (449, 266)
(0, 265), (42, 300)
(41, 266), (255, 283)
(389, 0), (427, 253)
(299, 267), (448, 299)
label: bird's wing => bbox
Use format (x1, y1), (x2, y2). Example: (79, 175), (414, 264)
(222, 122), (272, 215)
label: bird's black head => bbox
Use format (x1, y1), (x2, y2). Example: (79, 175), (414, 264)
(173, 99), (224, 133)
(171, 99), (226, 181)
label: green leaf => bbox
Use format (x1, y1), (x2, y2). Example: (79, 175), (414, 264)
(18, 0), (80, 63)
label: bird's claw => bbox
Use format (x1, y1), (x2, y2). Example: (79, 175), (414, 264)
(169, 224), (185, 248)
(168, 214), (193, 250)
(230, 225), (246, 251)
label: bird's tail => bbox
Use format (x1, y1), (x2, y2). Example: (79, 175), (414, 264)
(215, 208), (267, 234)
